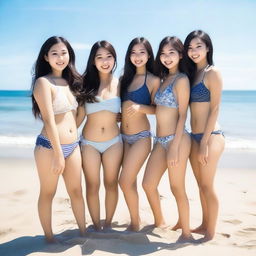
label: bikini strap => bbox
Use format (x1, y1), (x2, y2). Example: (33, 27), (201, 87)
(46, 76), (57, 86)
(201, 65), (211, 82)
(144, 72), (148, 84)
(170, 73), (183, 88)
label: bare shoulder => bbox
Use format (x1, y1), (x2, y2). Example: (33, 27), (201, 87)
(176, 74), (190, 89)
(205, 66), (222, 89)
(205, 66), (222, 81)
(33, 77), (51, 95)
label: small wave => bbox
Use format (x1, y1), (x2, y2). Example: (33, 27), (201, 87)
(0, 136), (35, 147)
(0, 135), (256, 150)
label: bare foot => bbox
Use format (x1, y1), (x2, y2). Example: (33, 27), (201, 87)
(177, 234), (195, 243)
(126, 223), (141, 232)
(171, 222), (181, 231)
(191, 224), (207, 235)
(45, 236), (58, 244)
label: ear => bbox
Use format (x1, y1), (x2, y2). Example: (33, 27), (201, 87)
(44, 55), (49, 62)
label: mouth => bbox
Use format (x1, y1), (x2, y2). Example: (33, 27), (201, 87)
(134, 60), (143, 65)
(164, 61), (173, 66)
(56, 62), (65, 66)
(101, 65), (110, 70)
(192, 55), (200, 60)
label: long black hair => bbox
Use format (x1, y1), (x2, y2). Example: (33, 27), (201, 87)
(183, 30), (214, 85)
(155, 36), (185, 80)
(31, 36), (81, 118)
(120, 37), (154, 100)
(78, 40), (117, 104)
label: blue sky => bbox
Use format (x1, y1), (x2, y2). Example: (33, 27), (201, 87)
(0, 0), (255, 90)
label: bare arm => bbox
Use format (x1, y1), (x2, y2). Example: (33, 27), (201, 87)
(201, 68), (223, 145)
(198, 68), (223, 165)
(33, 77), (64, 174)
(76, 105), (86, 128)
(167, 76), (190, 167)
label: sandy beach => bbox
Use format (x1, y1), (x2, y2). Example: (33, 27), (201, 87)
(0, 146), (256, 256)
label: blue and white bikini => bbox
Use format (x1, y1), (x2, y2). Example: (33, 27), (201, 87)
(35, 82), (79, 158)
(121, 73), (152, 144)
(80, 96), (122, 153)
(154, 74), (185, 150)
(190, 66), (224, 143)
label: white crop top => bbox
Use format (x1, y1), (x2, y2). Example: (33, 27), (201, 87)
(52, 85), (78, 115)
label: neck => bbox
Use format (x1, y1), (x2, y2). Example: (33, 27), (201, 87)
(168, 66), (179, 76)
(99, 72), (112, 84)
(136, 65), (147, 75)
(50, 70), (62, 78)
(196, 59), (209, 71)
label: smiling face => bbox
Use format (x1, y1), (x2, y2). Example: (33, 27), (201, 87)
(160, 42), (181, 71)
(187, 37), (209, 64)
(130, 43), (149, 68)
(44, 42), (69, 73)
(94, 47), (115, 74)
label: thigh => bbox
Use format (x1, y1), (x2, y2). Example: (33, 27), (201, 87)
(81, 145), (102, 185)
(34, 146), (59, 192)
(120, 138), (151, 183)
(62, 146), (82, 189)
(189, 138), (201, 184)
(168, 133), (191, 186)
(102, 141), (123, 183)
(200, 134), (225, 186)
(143, 143), (167, 186)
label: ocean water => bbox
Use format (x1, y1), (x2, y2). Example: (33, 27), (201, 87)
(0, 90), (256, 150)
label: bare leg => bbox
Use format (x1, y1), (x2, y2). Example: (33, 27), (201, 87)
(168, 133), (192, 240)
(142, 143), (167, 227)
(119, 138), (151, 231)
(34, 147), (59, 242)
(81, 145), (102, 231)
(62, 146), (86, 235)
(199, 134), (225, 241)
(190, 139), (208, 234)
(102, 141), (123, 229)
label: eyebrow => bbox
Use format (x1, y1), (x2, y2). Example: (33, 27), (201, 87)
(50, 49), (67, 52)
(189, 43), (202, 46)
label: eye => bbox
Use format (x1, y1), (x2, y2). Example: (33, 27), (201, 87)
(107, 55), (113, 58)
(197, 45), (201, 48)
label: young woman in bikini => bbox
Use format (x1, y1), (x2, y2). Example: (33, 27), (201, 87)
(77, 41), (123, 231)
(32, 36), (86, 242)
(119, 37), (160, 231)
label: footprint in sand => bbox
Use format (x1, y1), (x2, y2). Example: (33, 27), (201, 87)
(243, 227), (256, 232)
(235, 227), (256, 237)
(13, 190), (27, 196)
(223, 219), (242, 225)
(0, 228), (14, 237)
(219, 233), (231, 238)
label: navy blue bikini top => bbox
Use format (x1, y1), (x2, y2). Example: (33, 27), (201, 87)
(190, 68), (210, 103)
(122, 73), (151, 105)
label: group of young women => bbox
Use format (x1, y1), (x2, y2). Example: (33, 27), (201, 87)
(31, 30), (225, 243)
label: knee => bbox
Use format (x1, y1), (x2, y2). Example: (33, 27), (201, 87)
(142, 180), (155, 194)
(68, 187), (83, 199)
(199, 183), (214, 196)
(39, 189), (56, 200)
(86, 182), (100, 194)
(170, 184), (186, 198)
(104, 179), (118, 191)
(119, 177), (132, 192)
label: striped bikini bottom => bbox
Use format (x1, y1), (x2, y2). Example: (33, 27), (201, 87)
(121, 130), (151, 145)
(35, 134), (79, 158)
